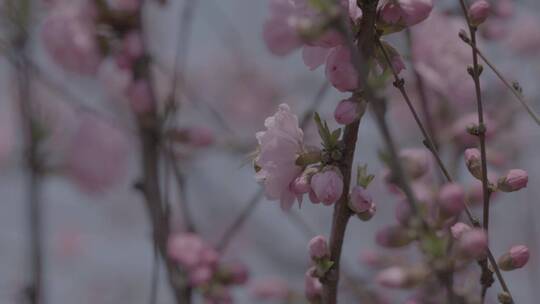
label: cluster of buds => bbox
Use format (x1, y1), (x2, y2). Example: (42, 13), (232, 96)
(304, 235), (332, 303)
(167, 233), (248, 303)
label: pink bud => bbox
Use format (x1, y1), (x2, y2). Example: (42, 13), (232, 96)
(292, 172), (312, 195)
(438, 183), (465, 217)
(302, 46), (330, 70)
(497, 169), (528, 192)
(509, 245), (530, 268)
(358, 250), (384, 268)
(469, 0), (491, 26)
(450, 222), (472, 239)
(376, 267), (407, 288)
(325, 46), (360, 92)
(357, 203), (377, 221)
(334, 98), (360, 125)
(310, 167), (344, 205)
(348, 186), (373, 213)
(304, 269), (323, 301)
(457, 229), (488, 259)
(464, 148), (483, 180)
(498, 245), (530, 271)
(309, 190), (321, 204)
(399, 148), (429, 179)
(379, 0), (433, 27)
(168, 233), (205, 269)
(376, 226), (413, 248)
(308, 235), (329, 260)
(126, 79), (155, 114)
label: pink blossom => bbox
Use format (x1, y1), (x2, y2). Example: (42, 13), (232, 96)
(308, 235), (329, 260)
(310, 167), (344, 205)
(304, 270), (322, 301)
(65, 115), (129, 194)
(302, 46), (330, 70)
(379, 0), (433, 27)
(497, 169), (528, 192)
(464, 148), (483, 180)
(325, 46), (360, 92)
(376, 267), (407, 288)
(291, 171), (312, 195)
(255, 104), (305, 210)
(41, 3), (101, 74)
(450, 222), (472, 239)
(399, 148), (429, 179)
(189, 266), (213, 287)
(334, 98), (360, 125)
(457, 229), (488, 259)
(468, 0), (491, 26)
(349, 186), (373, 214)
(438, 183), (465, 217)
(508, 245), (529, 269)
(262, 1), (303, 56)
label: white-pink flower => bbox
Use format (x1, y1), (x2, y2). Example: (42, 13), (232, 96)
(65, 115), (129, 194)
(41, 2), (101, 74)
(255, 104), (305, 210)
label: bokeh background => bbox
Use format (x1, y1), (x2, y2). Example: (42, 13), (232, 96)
(1, 0), (539, 303)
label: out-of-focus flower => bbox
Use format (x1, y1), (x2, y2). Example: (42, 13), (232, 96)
(65, 115), (129, 194)
(505, 14), (540, 55)
(438, 183), (465, 217)
(115, 31), (144, 70)
(498, 245), (530, 271)
(251, 278), (289, 300)
(450, 222), (472, 239)
(376, 266), (426, 289)
(497, 169), (528, 192)
(302, 46), (331, 70)
(255, 104), (305, 210)
(399, 148), (429, 179)
(376, 226), (413, 248)
(310, 166), (344, 205)
(457, 228), (488, 259)
(42, 2), (101, 74)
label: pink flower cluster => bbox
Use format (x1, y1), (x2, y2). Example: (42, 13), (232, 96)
(168, 233), (248, 303)
(263, 0), (432, 92)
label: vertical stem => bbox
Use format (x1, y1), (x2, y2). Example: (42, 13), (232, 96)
(14, 25), (45, 304)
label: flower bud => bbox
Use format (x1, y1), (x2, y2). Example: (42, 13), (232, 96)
(357, 203), (377, 221)
(334, 98), (359, 125)
(498, 245), (529, 271)
(376, 226), (414, 248)
(469, 0), (491, 26)
(395, 200), (413, 226)
(399, 148), (429, 179)
(308, 235), (330, 260)
(497, 169), (528, 192)
(438, 183), (465, 217)
(304, 269), (323, 301)
(450, 222), (472, 239)
(310, 167), (344, 205)
(292, 173), (311, 195)
(464, 148), (483, 180)
(348, 186), (373, 213)
(457, 229), (488, 259)
(325, 46), (359, 92)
